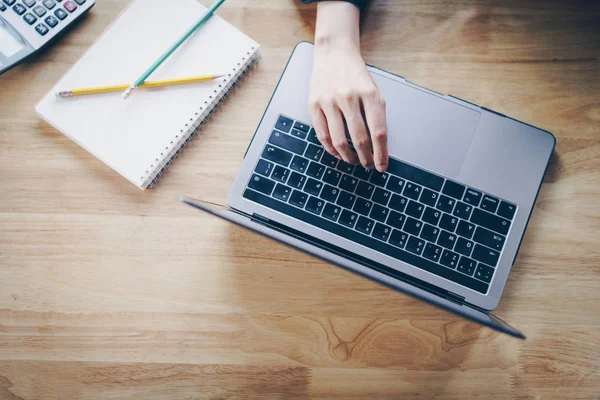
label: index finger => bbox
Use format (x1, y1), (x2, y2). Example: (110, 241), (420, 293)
(363, 94), (388, 172)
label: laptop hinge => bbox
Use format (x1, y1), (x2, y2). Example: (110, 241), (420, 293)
(247, 212), (466, 306)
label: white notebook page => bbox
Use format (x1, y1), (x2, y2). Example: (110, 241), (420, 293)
(36, 0), (258, 188)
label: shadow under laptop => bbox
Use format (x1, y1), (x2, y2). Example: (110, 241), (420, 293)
(219, 222), (519, 394)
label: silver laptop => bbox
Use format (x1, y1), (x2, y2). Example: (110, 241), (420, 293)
(181, 42), (555, 339)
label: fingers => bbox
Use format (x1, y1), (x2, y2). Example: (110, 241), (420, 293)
(309, 101), (339, 158)
(362, 90), (388, 172)
(321, 104), (359, 164)
(338, 96), (374, 169)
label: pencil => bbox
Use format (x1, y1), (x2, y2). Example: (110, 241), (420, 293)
(56, 74), (225, 97)
(121, 0), (227, 100)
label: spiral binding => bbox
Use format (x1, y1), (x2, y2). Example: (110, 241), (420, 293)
(140, 46), (261, 189)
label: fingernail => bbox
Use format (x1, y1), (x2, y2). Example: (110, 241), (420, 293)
(376, 164), (388, 172)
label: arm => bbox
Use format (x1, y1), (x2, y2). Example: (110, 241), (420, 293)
(308, 1), (388, 172)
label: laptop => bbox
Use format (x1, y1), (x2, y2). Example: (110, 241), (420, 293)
(181, 41), (555, 339)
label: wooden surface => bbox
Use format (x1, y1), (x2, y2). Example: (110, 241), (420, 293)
(1, 0), (599, 398)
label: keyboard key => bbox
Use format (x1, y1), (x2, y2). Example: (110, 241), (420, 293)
(271, 165), (290, 183)
(0, 3), (6, 10)
(304, 178), (323, 196)
(35, 22), (49, 35)
(372, 223), (392, 241)
(457, 257), (477, 276)
(475, 264), (494, 283)
(306, 196), (325, 215)
(353, 167), (372, 181)
(439, 213), (458, 232)
(242, 190), (490, 294)
(275, 115), (293, 132)
(321, 151), (338, 168)
(387, 158), (444, 191)
(54, 8), (67, 19)
(323, 168), (342, 186)
(273, 184), (292, 202)
(262, 145), (292, 166)
(23, 12), (37, 23)
(305, 144), (324, 161)
(369, 171), (389, 187)
(463, 188), (482, 207)
(356, 216), (375, 235)
(456, 220), (476, 239)
(290, 129), (307, 140)
(74, 0), (86, 4)
(473, 226), (505, 251)
(389, 230), (408, 248)
(306, 162), (325, 179)
(12, 3), (25, 14)
(386, 176), (406, 194)
(33, 4), (45, 15)
(403, 217), (422, 236)
(2, 0), (15, 5)
(386, 210), (406, 229)
(442, 180), (466, 200)
(372, 187), (391, 206)
(339, 209), (358, 228)
(289, 190), (308, 208)
(339, 174), (358, 192)
(269, 130), (307, 155)
(322, 203), (341, 221)
(406, 236), (425, 255)
(480, 194), (500, 213)
(42, 0), (55, 9)
(287, 172), (306, 189)
(437, 230), (457, 250)
(307, 128), (320, 145)
(402, 182), (422, 200)
(355, 181), (375, 199)
(498, 201), (516, 220)
(455, 237), (474, 257)
(353, 197), (373, 216)
(420, 224), (439, 242)
(440, 249), (460, 269)
(23, 0), (35, 6)
(337, 160), (354, 174)
(423, 242), (443, 262)
(248, 174), (275, 195)
(405, 200), (425, 219)
(370, 204), (389, 223)
(389, 194), (408, 213)
(320, 184), (340, 203)
(290, 155), (309, 173)
(472, 244), (500, 267)
(436, 195), (455, 213)
(293, 121), (310, 133)
(422, 207), (441, 225)
(419, 188), (439, 207)
(44, 13), (57, 26)
(453, 201), (473, 220)
(336, 191), (356, 209)
(255, 159), (274, 177)
(470, 208), (510, 235)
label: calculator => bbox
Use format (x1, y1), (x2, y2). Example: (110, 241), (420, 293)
(0, 0), (95, 75)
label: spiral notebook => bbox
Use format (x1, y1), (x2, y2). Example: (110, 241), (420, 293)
(35, 0), (260, 189)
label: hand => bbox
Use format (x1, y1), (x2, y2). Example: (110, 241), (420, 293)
(309, 2), (388, 172)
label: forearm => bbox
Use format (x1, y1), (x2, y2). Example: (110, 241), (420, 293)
(314, 2), (361, 54)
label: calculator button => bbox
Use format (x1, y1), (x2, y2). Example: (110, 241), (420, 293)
(74, 0), (85, 4)
(3, 0), (16, 6)
(44, 14), (58, 27)
(42, 0), (55, 9)
(0, 2), (5, 10)
(63, 0), (76, 12)
(23, 11), (36, 23)
(33, 4), (46, 15)
(54, 7), (66, 19)
(23, 0), (35, 6)
(12, 3), (26, 14)
(35, 22), (49, 35)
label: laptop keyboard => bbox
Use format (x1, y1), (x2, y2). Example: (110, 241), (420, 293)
(243, 114), (517, 294)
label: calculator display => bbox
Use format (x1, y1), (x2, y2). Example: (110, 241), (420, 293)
(0, 25), (24, 57)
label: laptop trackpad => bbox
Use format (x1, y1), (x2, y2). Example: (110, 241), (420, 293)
(373, 75), (481, 178)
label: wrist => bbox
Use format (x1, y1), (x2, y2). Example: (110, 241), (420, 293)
(314, 2), (361, 54)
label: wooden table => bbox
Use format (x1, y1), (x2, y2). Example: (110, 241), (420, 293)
(1, 1), (599, 398)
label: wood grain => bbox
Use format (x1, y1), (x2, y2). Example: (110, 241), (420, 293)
(0, 0), (599, 399)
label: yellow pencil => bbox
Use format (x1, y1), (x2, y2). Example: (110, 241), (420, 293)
(56, 74), (225, 97)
